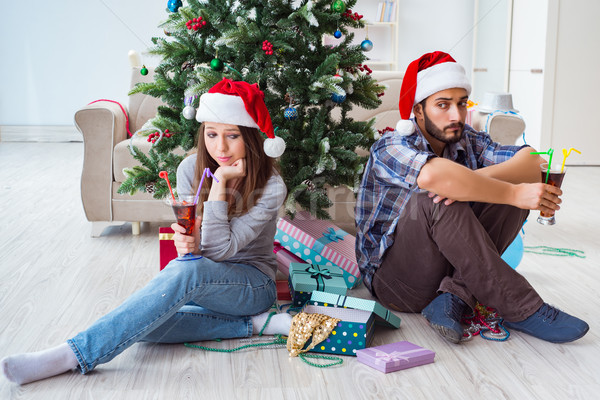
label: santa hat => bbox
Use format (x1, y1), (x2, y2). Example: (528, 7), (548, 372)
(196, 78), (285, 157)
(396, 51), (472, 135)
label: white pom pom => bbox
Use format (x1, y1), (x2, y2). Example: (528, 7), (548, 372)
(396, 120), (415, 135)
(264, 136), (286, 158)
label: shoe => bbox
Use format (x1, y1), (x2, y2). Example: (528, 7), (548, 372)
(421, 293), (467, 344)
(503, 303), (589, 343)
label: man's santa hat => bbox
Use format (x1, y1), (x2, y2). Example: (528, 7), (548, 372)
(196, 78), (285, 157)
(396, 51), (472, 135)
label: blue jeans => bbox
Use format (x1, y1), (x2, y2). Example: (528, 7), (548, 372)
(67, 257), (276, 374)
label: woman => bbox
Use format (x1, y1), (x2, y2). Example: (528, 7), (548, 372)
(1, 78), (291, 385)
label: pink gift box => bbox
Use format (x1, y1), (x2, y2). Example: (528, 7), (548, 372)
(273, 242), (306, 277)
(274, 211), (361, 289)
(356, 341), (435, 373)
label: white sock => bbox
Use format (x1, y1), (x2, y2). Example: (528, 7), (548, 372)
(1, 343), (78, 385)
(251, 312), (293, 336)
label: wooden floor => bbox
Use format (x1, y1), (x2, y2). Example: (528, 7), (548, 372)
(1, 141), (599, 399)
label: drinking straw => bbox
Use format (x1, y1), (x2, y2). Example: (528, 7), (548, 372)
(560, 147), (581, 172)
(193, 168), (220, 205)
(158, 171), (176, 201)
(530, 148), (554, 183)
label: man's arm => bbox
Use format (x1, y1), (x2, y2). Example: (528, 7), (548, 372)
(416, 155), (562, 212)
(474, 147), (545, 184)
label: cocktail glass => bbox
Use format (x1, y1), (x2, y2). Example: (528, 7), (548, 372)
(537, 163), (567, 225)
(167, 194), (202, 261)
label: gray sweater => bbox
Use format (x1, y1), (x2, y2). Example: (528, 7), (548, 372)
(176, 154), (286, 281)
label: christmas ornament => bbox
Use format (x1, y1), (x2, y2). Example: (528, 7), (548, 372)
(334, 29), (342, 39)
(342, 9), (363, 21)
(331, 0), (346, 13)
(167, 0), (182, 13)
(331, 91), (346, 104)
(183, 106), (197, 120)
(361, 39), (373, 52)
(284, 106), (298, 121)
(186, 17), (207, 31)
(262, 40), (274, 55)
(183, 90), (198, 120)
(140, 65), (149, 76)
(210, 58), (224, 71)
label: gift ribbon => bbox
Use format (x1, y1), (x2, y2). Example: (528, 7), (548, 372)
(312, 228), (349, 254)
(159, 233), (174, 240)
(304, 265), (335, 291)
(372, 348), (430, 366)
(273, 242), (284, 254)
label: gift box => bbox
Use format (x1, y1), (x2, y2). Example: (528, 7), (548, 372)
(276, 280), (292, 301)
(159, 227), (177, 270)
(273, 242), (306, 277)
(288, 263), (347, 308)
(356, 341), (435, 373)
(301, 291), (400, 356)
(302, 303), (375, 356)
(309, 290), (402, 328)
(274, 211), (361, 289)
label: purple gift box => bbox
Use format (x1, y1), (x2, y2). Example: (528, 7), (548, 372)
(356, 341), (435, 373)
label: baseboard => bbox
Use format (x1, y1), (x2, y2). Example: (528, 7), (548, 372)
(0, 125), (82, 142)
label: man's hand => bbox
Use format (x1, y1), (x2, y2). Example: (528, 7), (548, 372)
(513, 182), (562, 215)
(428, 192), (456, 206)
(171, 215), (202, 255)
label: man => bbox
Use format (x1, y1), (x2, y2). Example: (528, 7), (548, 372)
(355, 51), (588, 344)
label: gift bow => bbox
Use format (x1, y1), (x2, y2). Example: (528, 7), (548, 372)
(322, 228), (345, 243)
(372, 348), (429, 366)
(306, 266), (333, 280)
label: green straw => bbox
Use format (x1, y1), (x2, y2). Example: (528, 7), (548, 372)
(530, 148), (554, 183)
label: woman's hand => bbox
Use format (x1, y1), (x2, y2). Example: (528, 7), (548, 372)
(171, 215), (202, 255)
(214, 158), (246, 182)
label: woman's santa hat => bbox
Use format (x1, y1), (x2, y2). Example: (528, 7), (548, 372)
(396, 51), (472, 135)
(196, 78), (286, 157)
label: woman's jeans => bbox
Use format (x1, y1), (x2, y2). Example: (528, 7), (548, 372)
(67, 257), (276, 374)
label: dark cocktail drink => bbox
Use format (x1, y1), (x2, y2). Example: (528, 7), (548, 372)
(538, 163), (566, 225)
(172, 201), (196, 235)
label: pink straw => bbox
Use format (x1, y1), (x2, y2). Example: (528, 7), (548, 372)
(158, 171), (176, 201)
(194, 168), (220, 205)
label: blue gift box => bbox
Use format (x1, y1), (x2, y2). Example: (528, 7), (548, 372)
(301, 291), (401, 356)
(288, 263), (347, 308)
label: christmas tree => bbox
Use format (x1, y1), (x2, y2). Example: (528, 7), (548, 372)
(120, 0), (384, 219)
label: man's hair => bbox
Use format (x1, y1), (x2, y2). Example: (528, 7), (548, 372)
(193, 123), (277, 216)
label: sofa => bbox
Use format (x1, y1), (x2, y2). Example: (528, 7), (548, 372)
(74, 69), (403, 236)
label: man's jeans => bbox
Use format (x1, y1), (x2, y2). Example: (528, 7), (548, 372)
(373, 192), (543, 322)
(68, 257), (276, 374)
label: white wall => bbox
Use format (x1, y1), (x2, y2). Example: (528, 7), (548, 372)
(0, 0), (166, 126)
(396, 0), (475, 79)
(0, 0), (474, 126)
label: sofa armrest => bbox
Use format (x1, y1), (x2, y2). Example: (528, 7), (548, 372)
(74, 101), (129, 222)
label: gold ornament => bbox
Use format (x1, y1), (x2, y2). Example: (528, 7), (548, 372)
(286, 312), (341, 357)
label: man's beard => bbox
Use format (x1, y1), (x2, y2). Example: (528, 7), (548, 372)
(423, 109), (465, 144)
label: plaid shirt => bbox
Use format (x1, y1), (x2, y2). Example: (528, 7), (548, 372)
(355, 121), (527, 291)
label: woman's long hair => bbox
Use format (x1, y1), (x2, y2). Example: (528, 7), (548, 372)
(192, 123), (277, 216)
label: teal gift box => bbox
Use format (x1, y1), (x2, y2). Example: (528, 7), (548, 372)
(275, 211), (361, 289)
(302, 291), (401, 356)
(288, 263), (347, 308)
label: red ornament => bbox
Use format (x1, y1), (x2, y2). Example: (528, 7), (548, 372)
(186, 17), (207, 31)
(262, 40), (274, 55)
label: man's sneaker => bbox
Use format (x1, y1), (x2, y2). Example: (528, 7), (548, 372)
(503, 303), (589, 343)
(421, 293), (467, 344)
